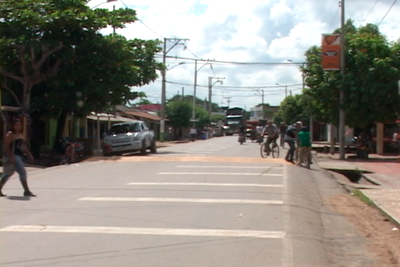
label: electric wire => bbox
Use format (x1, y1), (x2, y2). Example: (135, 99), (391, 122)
(377, 0), (397, 26)
(328, 5), (339, 31)
(119, 0), (165, 39)
(166, 80), (302, 90)
(185, 47), (201, 59)
(161, 55), (304, 65)
(361, 0), (379, 25)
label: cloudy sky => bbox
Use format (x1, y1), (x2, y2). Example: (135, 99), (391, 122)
(91, 0), (399, 110)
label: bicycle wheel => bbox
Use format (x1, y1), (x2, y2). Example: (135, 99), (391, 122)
(271, 143), (280, 158)
(302, 153), (310, 169)
(260, 143), (268, 158)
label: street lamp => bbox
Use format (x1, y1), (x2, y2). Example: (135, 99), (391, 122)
(160, 38), (189, 141)
(92, 0), (118, 34)
(286, 59), (307, 90)
(168, 62), (186, 70)
(208, 77), (224, 118)
(276, 83), (288, 97)
(192, 60), (212, 120)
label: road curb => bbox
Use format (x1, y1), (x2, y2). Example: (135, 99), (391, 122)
(354, 189), (400, 229)
(315, 159), (400, 229)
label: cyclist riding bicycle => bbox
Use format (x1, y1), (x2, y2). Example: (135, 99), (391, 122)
(255, 123), (263, 143)
(261, 121), (279, 155)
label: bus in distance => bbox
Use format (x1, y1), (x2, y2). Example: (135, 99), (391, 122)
(224, 107), (246, 135)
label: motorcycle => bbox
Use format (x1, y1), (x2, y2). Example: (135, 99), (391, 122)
(238, 133), (246, 145)
(352, 135), (371, 159)
(59, 137), (85, 164)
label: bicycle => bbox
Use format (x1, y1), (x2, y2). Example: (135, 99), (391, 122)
(297, 147), (311, 169)
(260, 137), (280, 158)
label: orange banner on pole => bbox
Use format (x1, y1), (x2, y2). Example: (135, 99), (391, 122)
(321, 34), (341, 70)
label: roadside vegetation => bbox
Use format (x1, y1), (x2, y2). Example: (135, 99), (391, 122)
(0, 0), (163, 150)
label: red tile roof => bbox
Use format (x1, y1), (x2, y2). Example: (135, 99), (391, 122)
(121, 110), (161, 121)
(137, 104), (161, 112)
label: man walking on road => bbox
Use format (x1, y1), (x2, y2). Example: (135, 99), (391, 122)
(279, 122), (287, 148)
(284, 121), (302, 163)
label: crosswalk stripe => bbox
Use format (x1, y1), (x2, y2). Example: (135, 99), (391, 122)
(0, 225), (285, 239)
(177, 166), (283, 169)
(78, 197), (283, 205)
(158, 172), (283, 176)
(127, 182), (283, 187)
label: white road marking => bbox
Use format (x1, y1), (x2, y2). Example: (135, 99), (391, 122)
(78, 197), (283, 205)
(158, 172), (283, 176)
(187, 153), (214, 155)
(188, 149), (221, 151)
(162, 154), (206, 156)
(282, 164), (294, 267)
(0, 225), (285, 239)
(127, 182), (283, 188)
(177, 166), (283, 169)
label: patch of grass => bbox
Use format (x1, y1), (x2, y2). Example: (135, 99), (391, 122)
(352, 189), (374, 206)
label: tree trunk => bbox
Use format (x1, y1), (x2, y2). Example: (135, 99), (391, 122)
(53, 108), (68, 154)
(330, 124), (336, 155)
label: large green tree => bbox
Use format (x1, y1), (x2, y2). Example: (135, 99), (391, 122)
(276, 94), (310, 125)
(302, 21), (400, 130)
(165, 101), (192, 138)
(0, 0), (162, 150)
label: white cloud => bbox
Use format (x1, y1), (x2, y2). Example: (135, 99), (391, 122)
(96, 0), (400, 109)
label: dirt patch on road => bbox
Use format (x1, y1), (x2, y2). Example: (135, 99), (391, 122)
(83, 155), (288, 164)
(328, 194), (400, 266)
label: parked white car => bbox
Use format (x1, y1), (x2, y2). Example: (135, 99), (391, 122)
(102, 121), (156, 156)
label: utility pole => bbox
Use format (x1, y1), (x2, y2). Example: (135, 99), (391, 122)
(112, 5), (116, 34)
(192, 60), (212, 120)
(276, 83), (288, 98)
(224, 97), (232, 108)
(339, 0), (346, 159)
(161, 37), (189, 142)
(192, 59), (198, 120)
(255, 89), (265, 119)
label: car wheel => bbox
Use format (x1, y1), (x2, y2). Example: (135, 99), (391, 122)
(150, 139), (157, 153)
(140, 140), (147, 155)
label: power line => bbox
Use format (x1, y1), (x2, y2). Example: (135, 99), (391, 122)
(377, 0), (397, 26)
(157, 55), (305, 65)
(138, 19), (165, 39)
(166, 80), (302, 90)
(119, 0), (165, 39)
(329, 5), (339, 30)
(185, 47), (200, 58)
(361, 0), (379, 25)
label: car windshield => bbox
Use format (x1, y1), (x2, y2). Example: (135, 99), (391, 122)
(108, 123), (140, 134)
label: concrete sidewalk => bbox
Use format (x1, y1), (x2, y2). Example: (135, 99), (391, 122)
(316, 152), (400, 227)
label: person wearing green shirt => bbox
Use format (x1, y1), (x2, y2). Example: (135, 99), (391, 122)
(297, 126), (312, 166)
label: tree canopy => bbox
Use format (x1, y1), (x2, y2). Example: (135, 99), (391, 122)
(0, 0), (163, 116)
(165, 100), (192, 130)
(301, 20), (400, 129)
(275, 94), (310, 125)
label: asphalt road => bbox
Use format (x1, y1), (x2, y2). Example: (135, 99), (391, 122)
(0, 136), (374, 266)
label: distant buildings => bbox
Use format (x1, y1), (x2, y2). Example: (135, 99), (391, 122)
(249, 105), (279, 122)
